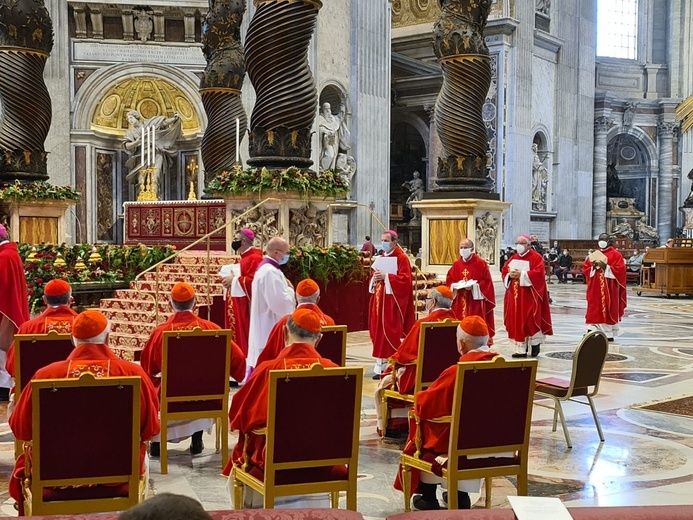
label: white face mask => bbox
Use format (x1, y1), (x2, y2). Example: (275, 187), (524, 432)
(381, 241), (392, 252)
(563, 251), (568, 256)
(515, 244), (527, 254)
(460, 247), (473, 260)
(598, 240), (608, 250)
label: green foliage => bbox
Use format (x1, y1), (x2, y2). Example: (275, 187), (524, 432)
(0, 181), (81, 202)
(208, 165), (348, 198)
(285, 244), (368, 285)
(19, 243), (175, 313)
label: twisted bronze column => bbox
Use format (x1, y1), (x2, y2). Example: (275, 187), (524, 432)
(245, 0), (322, 169)
(200, 0), (248, 186)
(0, 0), (54, 183)
(433, 0), (492, 191)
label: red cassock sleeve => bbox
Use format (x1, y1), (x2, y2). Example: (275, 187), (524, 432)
(0, 243), (30, 328)
(229, 340), (247, 382)
(140, 326), (164, 381)
(255, 316), (289, 366)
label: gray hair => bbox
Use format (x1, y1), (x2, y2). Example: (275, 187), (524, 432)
(429, 288), (452, 309)
(296, 292), (319, 304)
(286, 316), (321, 342)
(456, 325), (489, 349)
(171, 296), (195, 312)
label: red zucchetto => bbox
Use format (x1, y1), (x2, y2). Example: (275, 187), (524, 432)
(44, 279), (71, 297)
(296, 279), (319, 297)
(171, 282), (195, 302)
(72, 310), (109, 340)
(460, 315), (489, 337)
(290, 308), (322, 334)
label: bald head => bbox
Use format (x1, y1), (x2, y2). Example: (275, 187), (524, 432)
(267, 237), (290, 263)
(459, 238), (474, 249)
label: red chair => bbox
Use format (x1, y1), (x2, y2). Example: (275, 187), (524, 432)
(22, 372), (143, 516)
(13, 331), (74, 397)
(317, 325), (347, 366)
(160, 328), (233, 474)
(232, 364), (363, 510)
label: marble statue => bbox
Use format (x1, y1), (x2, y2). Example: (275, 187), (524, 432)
(476, 211), (498, 264)
(623, 101), (637, 127)
(335, 153), (356, 199)
(133, 8), (153, 42)
(612, 218), (634, 239)
(124, 110), (183, 198)
(531, 143), (549, 212)
(403, 170), (425, 221)
(318, 102), (341, 171)
(535, 0), (550, 15)
(337, 103), (351, 153)
(607, 164), (626, 198)
(636, 218), (658, 241)
(684, 168), (693, 207)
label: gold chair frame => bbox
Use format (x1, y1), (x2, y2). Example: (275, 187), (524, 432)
(381, 319), (460, 431)
(160, 327), (232, 474)
(24, 373), (142, 516)
(400, 357), (538, 511)
(232, 364), (363, 510)
(534, 330), (608, 449)
(318, 325), (348, 366)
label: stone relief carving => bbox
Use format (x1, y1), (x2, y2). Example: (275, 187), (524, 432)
(531, 143), (549, 212)
(636, 218), (658, 242)
(535, 0), (550, 16)
(231, 205), (281, 246)
(133, 8), (153, 42)
(623, 101), (637, 127)
(476, 211), (498, 265)
(289, 203), (327, 247)
(611, 218), (634, 239)
(402, 171), (425, 221)
(335, 153), (356, 199)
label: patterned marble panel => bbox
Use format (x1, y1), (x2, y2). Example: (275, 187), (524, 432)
(429, 219), (467, 265)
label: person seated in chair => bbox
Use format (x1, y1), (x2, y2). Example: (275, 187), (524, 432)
(374, 286), (456, 437)
(141, 282), (246, 457)
(5, 279), (78, 380)
(222, 309), (338, 480)
(554, 250), (573, 284)
(394, 316), (500, 511)
(255, 278), (335, 365)
(9, 311), (160, 515)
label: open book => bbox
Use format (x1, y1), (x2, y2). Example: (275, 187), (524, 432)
(507, 259), (530, 272)
(588, 250), (608, 264)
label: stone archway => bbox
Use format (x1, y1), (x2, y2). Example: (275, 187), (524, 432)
(607, 132), (654, 224)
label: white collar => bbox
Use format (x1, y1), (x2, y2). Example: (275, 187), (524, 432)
(0, 240), (9, 246)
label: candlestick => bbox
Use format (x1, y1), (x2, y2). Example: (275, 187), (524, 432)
(235, 117), (240, 164)
(140, 127), (145, 169)
(152, 126), (156, 167)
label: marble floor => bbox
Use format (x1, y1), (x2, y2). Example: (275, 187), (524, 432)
(1, 280), (692, 517)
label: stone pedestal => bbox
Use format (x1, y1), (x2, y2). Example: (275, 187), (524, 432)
(411, 197), (511, 276)
(681, 207), (693, 237)
(0, 199), (75, 244)
(223, 193), (337, 254)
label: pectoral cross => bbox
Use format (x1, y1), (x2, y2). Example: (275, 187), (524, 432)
(462, 268), (470, 281)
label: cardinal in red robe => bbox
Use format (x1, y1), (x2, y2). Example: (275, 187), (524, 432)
(221, 228), (263, 356)
(9, 310), (160, 515)
(0, 224), (30, 399)
(222, 308), (338, 481)
(141, 282), (246, 457)
(446, 238), (496, 342)
(6, 279), (77, 378)
(375, 286), (457, 435)
(394, 316), (499, 511)
(501, 234), (553, 358)
(255, 278), (335, 365)
(583, 234), (627, 340)
(369, 230), (416, 377)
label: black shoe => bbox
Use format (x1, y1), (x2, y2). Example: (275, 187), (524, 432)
(531, 344), (541, 357)
(230, 380), (239, 388)
(0, 387), (9, 402)
(441, 491), (471, 509)
(412, 495), (441, 511)
(190, 431), (204, 455)
(372, 373), (381, 380)
(511, 352), (527, 358)
(149, 441), (160, 458)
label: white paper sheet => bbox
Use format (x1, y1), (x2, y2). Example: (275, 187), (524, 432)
(508, 259), (530, 271)
(507, 496), (574, 520)
(450, 279), (478, 290)
(372, 256), (398, 275)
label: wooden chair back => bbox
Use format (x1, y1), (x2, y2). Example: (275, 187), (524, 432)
(27, 373), (141, 516)
(317, 325), (347, 366)
(415, 320), (461, 393)
(14, 331), (74, 396)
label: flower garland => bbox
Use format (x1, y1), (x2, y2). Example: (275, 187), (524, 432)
(208, 166), (348, 198)
(285, 244), (368, 285)
(0, 181), (80, 202)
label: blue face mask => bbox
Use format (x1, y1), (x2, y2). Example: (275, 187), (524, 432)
(382, 241), (392, 252)
(278, 253), (290, 265)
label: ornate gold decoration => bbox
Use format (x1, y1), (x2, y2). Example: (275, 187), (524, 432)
(392, 0), (506, 29)
(53, 252), (66, 268)
(88, 247), (102, 265)
(27, 246), (39, 263)
(136, 167), (158, 202)
(91, 77), (201, 137)
(676, 95), (693, 135)
(186, 158), (198, 200)
(74, 256), (87, 272)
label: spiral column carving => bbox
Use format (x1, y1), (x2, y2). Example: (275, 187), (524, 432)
(433, 0), (492, 192)
(200, 0), (248, 186)
(0, 0), (54, 183)
(245, 0), (322, 169)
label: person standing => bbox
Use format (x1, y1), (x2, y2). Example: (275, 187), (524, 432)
(445, 238), (496, 342)
(0, 224), (29, 401)
(360, 235), (377, 256)
(247, 237), (296, 370)
(501, 234), (553, 358)
(583, 234), (627, 341)
(221, 228), (263, 357)
(368, 230), (416, 380)
(554, 250), (573, 283)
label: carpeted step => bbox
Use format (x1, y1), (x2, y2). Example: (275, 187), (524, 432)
(100, 298), (174, 314)
(100, 308), (175, 324)
(109, 319), (158, 337)
(133, 280), (224, 295)
(158, 262), (238, 274)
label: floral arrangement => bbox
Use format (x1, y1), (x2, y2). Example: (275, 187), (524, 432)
(19, 243), (175, 312)
(0, 181), (81, 202)
(285, 244), (368, 285)
(208, 166), (348, 198)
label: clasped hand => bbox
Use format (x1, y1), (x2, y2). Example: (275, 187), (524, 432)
(508, 269), (521, 279)
(373, 270), (386, 282)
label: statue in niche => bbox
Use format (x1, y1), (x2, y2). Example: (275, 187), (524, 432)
(623, 101), (637, 127)
(337, 103), (351, 153)
(402, 170), (425, 222)
(636, 218), (658, 241)
(606, 163), (626, 198)
(318, 102), (341, 171)
(476, 211), (498, 264)
(683, 168), (693, 207)
(612, 218), (634, 239)
(531, 143), (549, 212)
(535, 0), (550, 15)
(335, 153), (356, 199)
(123, 110), (183, 199)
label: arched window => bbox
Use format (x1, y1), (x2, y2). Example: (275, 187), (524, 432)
(597, 0), (638, 60)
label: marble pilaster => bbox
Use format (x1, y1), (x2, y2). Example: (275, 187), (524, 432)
(657, 122), (678, 241)
(592, 116), (612, 237)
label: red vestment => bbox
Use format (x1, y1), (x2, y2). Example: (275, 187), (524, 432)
(368, 247), (416, 359)
(255, 303), (335, 366)
(222, 342), (338, 476)
(583, 247), (627, 326)
(0, 242), (30, 331)
(5, 305), (78, 377)
(140, 310), (246, 387)
(9, 342), (161, 504)
(388, 308), (457, 395)
(226, 247), (263, 356)
(394, 349), (499, 492)
(446, 254), (496, 340)
(501, 249), (553, 345)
